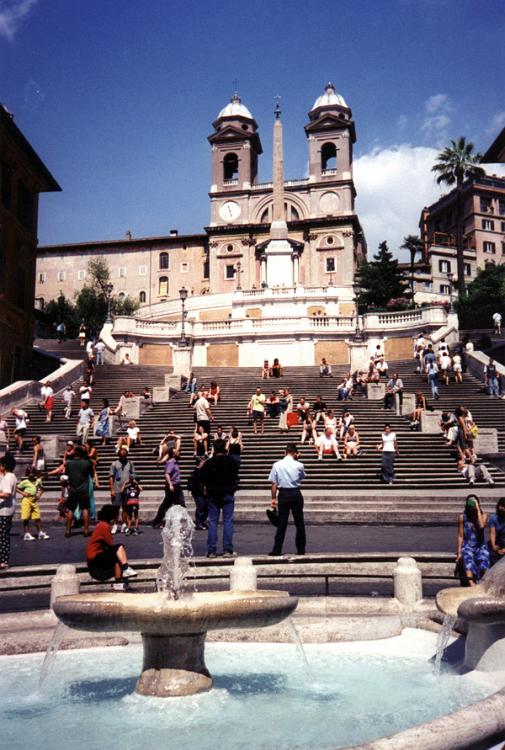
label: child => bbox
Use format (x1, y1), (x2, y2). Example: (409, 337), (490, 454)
(86, 504), (137, 590)
(16, 468), (50, 540)
(57, 474), (70, 520)
(63, 385), (76, 419)
(123, 478), (143, 535)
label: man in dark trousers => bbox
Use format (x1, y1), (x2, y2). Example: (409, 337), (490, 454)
(268, 442), (306, 556)
(201, 439), (239, 558)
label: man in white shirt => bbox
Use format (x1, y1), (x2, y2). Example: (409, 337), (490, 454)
(95, 340), (106, 365)
(268, 443), (306, 556)
(11, 408), (28, 452)
(492, 311), (502, 335)
(76, 402), (94, 444)
(194, 394), (212, 437)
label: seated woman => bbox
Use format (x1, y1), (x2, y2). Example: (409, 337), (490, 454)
(343, 425), (360, 459)
(300, 413), (317, 445)
(266, 391), (280, 419)
(86, 504), (137, 590)
(208, 380), (221, 404)
(270, 358), (283, 378)
(193, 424), (208, 458)
(261, 360), (270, 380)
(116, 420), (142, 452)
(456, 494), (490, 586)
(323, 409), (337, 435)
(367, 363), (380, 384)
(338, 410), (354, 439)
(155, 429), (181, 462)
(316, 427), (342, 461)
(410, 391), (427, 428)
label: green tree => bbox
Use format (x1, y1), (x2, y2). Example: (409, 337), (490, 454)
(400, 234), (423, 307)
(456, 264), (505, 329)
(86, 257), (111, 295)
(355, 241), (409, 311)
(431, 137), (485, 297)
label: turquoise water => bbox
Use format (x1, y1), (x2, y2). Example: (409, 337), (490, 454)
(0, 642), (490, 750)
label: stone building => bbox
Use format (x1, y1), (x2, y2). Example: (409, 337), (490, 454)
(419, 174), (505, 299)
(36, 83), (366, 310)
(0, 105), (60, 388)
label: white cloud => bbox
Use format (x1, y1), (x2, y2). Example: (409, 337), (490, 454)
(397, 114), (408, 131)
(487, 110), (505, 136)
(421, 94), (453, 146)
(354, 144), (441, 260)
(425, 94), (453, 115)
(0, 0), (37, 41)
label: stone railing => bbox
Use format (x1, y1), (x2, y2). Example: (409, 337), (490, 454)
(366, 306), (447, 330)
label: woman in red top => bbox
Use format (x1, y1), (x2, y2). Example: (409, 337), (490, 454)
(86, 504), (137, 589)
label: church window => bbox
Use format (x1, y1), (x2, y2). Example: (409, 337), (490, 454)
(139, 291), (146, 303)
(158, 276), (168, 296)
(227, 244), (234, 252)
(159, 252), (169, 270)
(326, 258), (336, 273)
(321, 142), (337, 173)
(260, 207), (270, 223)
(326, 236), (334, 245)
(203, 257), (210, 279)
(290, 206), (299, 221)
(223, 153), (239, 182)
(225, 264), (236, 279)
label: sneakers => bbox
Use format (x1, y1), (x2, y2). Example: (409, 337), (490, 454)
(124, 528), (132, 536)
(112, 582), (126, 591)
(24, 532), (36, 541)
(111, 524), (118, 535)
(207, 552), (217, 558)
(120, 523), (128, 534)
(132, 528), (139, 535)
(222, 551), (237, 558)
(122, 566), (137, 578)
(38, 531), (50, 540)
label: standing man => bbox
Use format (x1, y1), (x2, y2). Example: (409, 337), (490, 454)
(268, 442), (306, 557)
(492, 311), (502, 336)
(484, 359), (499, 398)
(151, 447), (185, 527)
(426, 361), (440, 400)
(76, 400), (94, 444)
(65, 445), (93, 538)
(194, 390), (212, 437)
(109, 447), (136, 534)
(248, 387), (266, 435)
(201, 439), (239, 558)
(95, 340), (106, 365)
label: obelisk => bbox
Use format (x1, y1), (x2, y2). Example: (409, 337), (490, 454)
(264, 99), (293, 286)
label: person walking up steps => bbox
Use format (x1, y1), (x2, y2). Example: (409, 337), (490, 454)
(268, 443), (306, 557)
(201, 439), (239, 558)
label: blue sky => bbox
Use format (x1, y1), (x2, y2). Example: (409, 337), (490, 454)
(1, 0), (504, 259)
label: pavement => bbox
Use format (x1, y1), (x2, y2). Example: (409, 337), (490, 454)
(7, 519), (455, 567)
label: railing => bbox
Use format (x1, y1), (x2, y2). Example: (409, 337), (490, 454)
(376, 310), (424, 325)
(223, 178), (238, 186)
(251, 178), (309, 191)
(321, 168), (337, 176)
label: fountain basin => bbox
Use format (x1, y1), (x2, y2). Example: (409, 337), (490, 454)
(53, 590), (298, 696)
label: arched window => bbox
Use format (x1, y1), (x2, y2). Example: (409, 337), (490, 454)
(223, 153), (239, 181)
(139, 291), (146, 303)
(321, 142), (337, 172)
(159, 252), (169, 270)
(260, 207), (270, 223)
(159, 276), (168, 296)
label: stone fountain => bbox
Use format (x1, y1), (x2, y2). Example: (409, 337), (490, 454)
(53, 507), (298, 696)
(436, 556), (505, 671)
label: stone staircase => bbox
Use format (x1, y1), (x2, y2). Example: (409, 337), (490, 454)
(3, 352), (505, 524)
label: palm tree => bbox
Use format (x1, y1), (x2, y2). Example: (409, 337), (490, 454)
(431, 137), (485, 296)
(401, 234), (424, 307)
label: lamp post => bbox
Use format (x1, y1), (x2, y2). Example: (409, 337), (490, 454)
(447, 272), (457, 314)
(179, 286), (189, 347)
(352, 280), (363, 341)
(105, 283), (114, 323)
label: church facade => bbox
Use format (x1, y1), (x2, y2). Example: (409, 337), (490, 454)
(36, 84), (366, 311)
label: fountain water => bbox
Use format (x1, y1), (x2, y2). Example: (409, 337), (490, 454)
(433, 613), (457, 675)
(53, 507), (298, 696)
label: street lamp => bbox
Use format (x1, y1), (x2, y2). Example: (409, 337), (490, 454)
(179, 286), (189, 347)
(447, 272), (457, 314)
(352, 280), (363, 342)
(105, 283), (114, 323)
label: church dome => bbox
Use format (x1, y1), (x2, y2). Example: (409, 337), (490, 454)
(311, 82), (348, 111)
(217, 93), (253, 120)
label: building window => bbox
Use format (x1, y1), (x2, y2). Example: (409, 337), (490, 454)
(464, 263), (471, 276)
(159, 252), (169, 270)
(77, 270), (86, 280)
(325, 257), (336, 272)
(139, 291), (146, 303)
(260, 207), (270, 223)
(225, 264), (236, 279)
(57, 270), (66, 281)
(203, 257), (209, 279)
(440, 284), (450, 294)
(0, 160), (12, 209)
(158, 276), (168, 296)
(483, 241), (496, 254)
(227, 244), (234, 252)
(480, 197), (491, 212)
(138, 265), (147, 276)
(321, 142), (337, 172)
(118, 267), (126, 277)
(438, 260), (451, 273)
(499, 200), (505, 216)
(38, 272), (46, 283)
(223, 153), (239, 182)
(180, 262), (188, 273)
(424, 281), (432, 291)
(501, 222), (505, 233)
(483, 219), (494, 231)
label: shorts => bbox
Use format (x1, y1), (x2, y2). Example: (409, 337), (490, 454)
(66, 493), (91, 513)
(252, 410), (264, 422)
(21, 496), (41, 522)
(125, 503), (139, 519)
(87, 546), (121, 581)
(15, 428), (26, 437)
